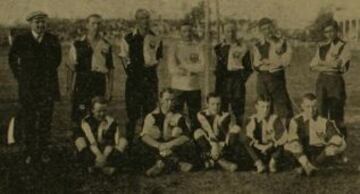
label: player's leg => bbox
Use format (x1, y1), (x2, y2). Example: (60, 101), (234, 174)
(125, 79), (142, 145)
(193, 129), (214, 169)
(186, 90), (202, 132)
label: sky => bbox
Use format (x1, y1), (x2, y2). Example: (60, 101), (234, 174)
(0, 0), (360, 28)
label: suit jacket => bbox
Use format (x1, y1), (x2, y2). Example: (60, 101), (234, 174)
(8, 31), (62, 103)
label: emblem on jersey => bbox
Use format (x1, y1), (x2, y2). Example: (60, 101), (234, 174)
(190, 53), (200, 63)
(149, 40), (157, 49)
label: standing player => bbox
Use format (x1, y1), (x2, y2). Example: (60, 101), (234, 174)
(253, 17), (293, 126)
(74, 97), (128, 175)
(119, 9), (163, 143)
(8, 11), (62, 164)
(194, 93), (263, 172)
(168, 21), (205, 131)
(245, 96), (288, 173)
(310, 19), (351, 138)
(68, 14), (114, 124)
(285, 93), (346, 176)
(135, 88), (197, 177)
(214, 22), (253, 126)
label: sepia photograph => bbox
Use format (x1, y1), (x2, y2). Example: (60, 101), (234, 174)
(0, 0), (359, 193)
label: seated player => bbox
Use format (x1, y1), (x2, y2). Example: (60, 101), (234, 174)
(194, 93), (263, 172)
(285, 93), (346, 176)
(137, 88), (197, 177)
(245, 95), (288, 173)
(74, 97), (127, 175)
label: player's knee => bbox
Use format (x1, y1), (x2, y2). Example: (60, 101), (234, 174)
(229, 125), (241, 134)
(284, 141), (303, 154)
(75, 137), (87, 152)
(193, 129), (206, 140)
(115, 137), (128, 153)
(172, 127), (183, 138)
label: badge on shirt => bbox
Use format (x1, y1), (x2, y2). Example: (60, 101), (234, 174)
(189, 52), (200, 64)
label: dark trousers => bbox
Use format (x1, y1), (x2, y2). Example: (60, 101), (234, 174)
(257, 71), (293, 120)
(173, 89), (202, 131)
(18, 97), (54, 157)
(125, 77), (158, 142)
(71, 72), (106, 123)
(216, 73), (246, 126)
(316, 73), (347, 137)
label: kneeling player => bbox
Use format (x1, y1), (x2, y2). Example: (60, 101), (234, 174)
(285, 93), (346, 176)
(139, 88), (197, 177)
(194, 93), (262, 172)
(245, 96), (288, 173)
(74, 97), (128, 175)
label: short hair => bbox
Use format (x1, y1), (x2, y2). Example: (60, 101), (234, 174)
(135, 9), (150, 19)
(159, 88), (174, 98)
(86, 14), (102, 23)
(322, 19), (339, 31)
(206, 92), (221, 102)
(258, 17), (273, 27)
(255, 95), (271, 104)
(302, 93), (317, 102)
(91, 96), (108, 109)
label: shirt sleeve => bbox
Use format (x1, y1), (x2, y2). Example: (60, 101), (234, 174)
(338, 43), (351, 73)
(118, 37), (130, 59)
(67, 42), (77, 71)
(278, 41), (292, 67)
(310, 46), (321, 70)
(167, 43), (181, 75)
(140, 114), (156, 137)
(287, 118), (299, 143)
(252, 46), (262, 69)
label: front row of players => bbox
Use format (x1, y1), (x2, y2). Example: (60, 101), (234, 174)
(69, 89), (346, 176)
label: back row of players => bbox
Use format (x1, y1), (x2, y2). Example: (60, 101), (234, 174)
(6, 9), (350, 176)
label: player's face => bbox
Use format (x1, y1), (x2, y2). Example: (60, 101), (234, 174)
(259, 23), (273, 38)
(301, 99), (318, 119)
(323, 26), (337, 41)
(92, 102), (108, 121)
(136, 12), (150, 31)
(160, 92), (175, 113)
(87, 17), (102, 34)
(30, 17), (47, 34)
(255, 101), (271, 118)
(180, 25), (192, 41)
(208, 97), (221, 115)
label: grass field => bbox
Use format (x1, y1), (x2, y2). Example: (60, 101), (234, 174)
(1, 42), (360, 194)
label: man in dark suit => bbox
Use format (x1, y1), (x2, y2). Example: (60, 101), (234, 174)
(8, 11), (62, 164)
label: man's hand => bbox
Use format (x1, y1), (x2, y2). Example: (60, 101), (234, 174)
(256, 143), (273, 154)
(209, 133), (218, 142)
(159, 143), (172, 152)
(95, 154), (106, 168)
(210, 143), (221, 160)
(260, 58), (271, 66)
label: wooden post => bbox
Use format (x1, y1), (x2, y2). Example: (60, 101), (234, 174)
(216, 0), (221, 43)
(204, 0), (211, 96)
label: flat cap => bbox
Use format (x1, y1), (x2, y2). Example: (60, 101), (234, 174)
(26, 11), (48, 22)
